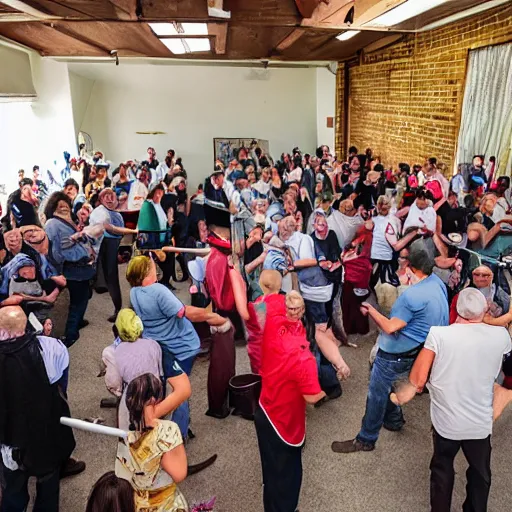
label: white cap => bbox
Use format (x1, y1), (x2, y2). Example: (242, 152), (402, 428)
(456, 288), (488, 320)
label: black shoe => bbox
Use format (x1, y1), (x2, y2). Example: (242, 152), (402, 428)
(331, 438), (375, 454)
(61, 335), (79, 348)
(78, 319), (89, 329)
(107, 312), (119, 323)
(187, 428), (196, 440)
(314, 387), (342, 408)
(383, 421), (405, 432)
(60, 458), (86, 479)
(94, 287), (108, 294)
(100, 397), (120, 408)
(187, 454), (217, 476)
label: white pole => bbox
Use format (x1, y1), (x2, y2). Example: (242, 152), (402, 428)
(60, 417), (128, 439)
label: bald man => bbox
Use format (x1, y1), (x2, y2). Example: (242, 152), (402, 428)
(0, 307), (83, 512)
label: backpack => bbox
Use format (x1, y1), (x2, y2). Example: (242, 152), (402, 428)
(408, 174), (418, 189)
(425, 179), (443, 200)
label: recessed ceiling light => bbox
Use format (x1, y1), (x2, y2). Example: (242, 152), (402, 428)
(148, 23), (178, 36)
(160, 39), (186, 54)
(336, 31), (361, 41)
(365, 0), (449, 27)
(183, 38), (211, 52)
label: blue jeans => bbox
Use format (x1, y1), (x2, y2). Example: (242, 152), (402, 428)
(356, 349), (415, 446)
(65, 279), (90, 341)
(162, 349), (195, 439)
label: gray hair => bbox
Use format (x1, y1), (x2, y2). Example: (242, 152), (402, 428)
(407, 240), (434, 275)
(456, 288), (488, 320)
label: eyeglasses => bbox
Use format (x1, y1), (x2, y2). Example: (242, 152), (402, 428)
(473, 273), (492, 278)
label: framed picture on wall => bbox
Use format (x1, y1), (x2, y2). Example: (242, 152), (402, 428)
(213, 138), (270, 168)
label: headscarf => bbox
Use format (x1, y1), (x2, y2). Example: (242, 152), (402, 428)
(115, 309), (143, 342)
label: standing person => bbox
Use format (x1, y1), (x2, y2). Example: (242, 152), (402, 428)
(89, 188), (137, 321)
(9, 178), (40, 228)
(45, 192), (97, 347)
(391, 288), (512, 512)
(137, 184), (175, 287)
(32, 165), (48, 203)
(126, 255), (228, 438)
(255, 291), (325, 512)
(0, 306), (79, 511)
(332, 242), (449, 453)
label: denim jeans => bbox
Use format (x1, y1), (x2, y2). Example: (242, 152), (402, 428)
(0, 464), (60, 512)
(356, 349), (415, 446)
(173, 355), (195, 439)
(65, 279), (91, 341)
(161, 349), (194, 439)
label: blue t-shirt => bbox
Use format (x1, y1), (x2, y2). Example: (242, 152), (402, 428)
(378, 274), (448, 354)
(130, 283), (200, 361)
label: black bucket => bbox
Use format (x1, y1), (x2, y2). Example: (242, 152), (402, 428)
(229, 373), (262, 421)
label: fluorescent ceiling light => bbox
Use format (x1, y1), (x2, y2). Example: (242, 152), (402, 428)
(183, 38), (211, 52)
(160, 39), (187, 54)
(365, 0), (449, 27)
(336, 30), (361, 41)
(160, 37), (210, 54)
(149, 22), (208, 36)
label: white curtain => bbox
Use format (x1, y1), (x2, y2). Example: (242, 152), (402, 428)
(456, 43), (512, 177)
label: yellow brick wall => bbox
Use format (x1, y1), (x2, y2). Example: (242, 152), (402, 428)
(336, 4), (512, 172)
(335, 62), (345, 159)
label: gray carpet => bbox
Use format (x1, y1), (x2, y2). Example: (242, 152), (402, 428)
(42, 271), (512, 511)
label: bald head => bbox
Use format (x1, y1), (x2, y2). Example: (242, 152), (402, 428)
(0, 306), (28, 341)
(259, 269), (282, 295)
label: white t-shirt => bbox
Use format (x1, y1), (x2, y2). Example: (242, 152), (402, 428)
(403, 202), (437, 233)
(425, 323), (511, 440)
(286, 231), (333, 302)
(371, 214), (394, 261)
(327, 210), (364, 249)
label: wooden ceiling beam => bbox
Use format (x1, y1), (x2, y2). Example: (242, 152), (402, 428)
(353, 0), (407, 25)
(107, 0), (138, 20)
(273, 0), (353, 52)
(43, 22), (111, 55)
(207, 21), (228, 54)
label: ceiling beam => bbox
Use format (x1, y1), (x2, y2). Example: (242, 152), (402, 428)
(207, 21), (228, 54)
(295, 0), (331, 18)
(353, 0), (407, 25)
(276, 28), (306, 51)
(107, 0), (138, 21)
(43, 23), (111, 55)
(275, 0), (353, 52)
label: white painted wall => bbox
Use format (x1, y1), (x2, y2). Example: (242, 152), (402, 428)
(72, 63), (319, 187)
(316, 67), (336, 152)
(69, 71), (95, 139)
(0, 53), (77, 211)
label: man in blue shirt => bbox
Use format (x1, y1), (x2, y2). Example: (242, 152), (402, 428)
(332, 242), (449, 453)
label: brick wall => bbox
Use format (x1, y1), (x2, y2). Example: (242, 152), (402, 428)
(336, 4), (512, 172)
(335, 62), (345, 158)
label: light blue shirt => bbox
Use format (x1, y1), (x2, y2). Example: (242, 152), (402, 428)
(130, 283), (200, 361)
(378, 274), (449, 354)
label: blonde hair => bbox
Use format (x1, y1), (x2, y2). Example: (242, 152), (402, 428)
(126, 255), (152, 287)
(285, 290), (305, 320)
(339, 199), (355, 215)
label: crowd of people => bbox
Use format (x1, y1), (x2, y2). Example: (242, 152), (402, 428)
(1, 142), (512, 512)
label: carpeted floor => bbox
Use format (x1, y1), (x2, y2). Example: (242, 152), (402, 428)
(42, 270), (512, 511)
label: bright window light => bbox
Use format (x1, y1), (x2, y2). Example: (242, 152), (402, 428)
(149, 23), (178, 36)
(160, 39), (186, 54)
(183, 38), (211, 52)
(181, 23), (208, 36)
(365, 0), (449, 27)
(149, 22), (208, 36)
(336, 30), (361, 41)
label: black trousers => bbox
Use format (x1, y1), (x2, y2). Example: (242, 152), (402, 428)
(65, 279), (90, 341)
(98, 237), (122, 312)
(430, 429), (492, 512)
(254, 406), (302, 512)
(0, 464), (60, 512)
